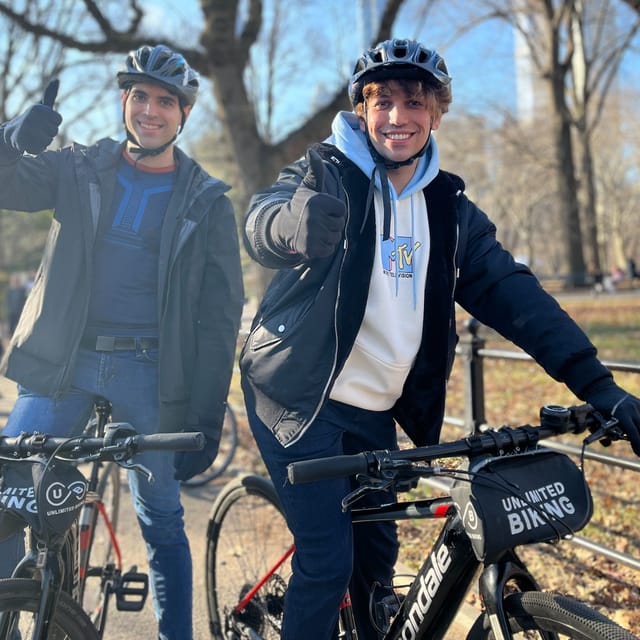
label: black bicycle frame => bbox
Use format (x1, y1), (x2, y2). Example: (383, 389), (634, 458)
(352, 495), (542, 640)
(4, 538), (67, 638)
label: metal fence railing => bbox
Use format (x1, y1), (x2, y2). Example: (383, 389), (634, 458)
(445, 318), (640, 572)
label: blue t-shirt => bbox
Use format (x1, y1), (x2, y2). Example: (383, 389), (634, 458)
(84, 154), (176, 338)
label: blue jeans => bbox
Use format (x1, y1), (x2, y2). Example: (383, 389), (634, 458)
(0, 347), (192, 640)
(249, 399), (399, 640)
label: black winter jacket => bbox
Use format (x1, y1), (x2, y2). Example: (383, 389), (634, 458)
(0, 137), (244, 439)
(241, 143), (610, 447)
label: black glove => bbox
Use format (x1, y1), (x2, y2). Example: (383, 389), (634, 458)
(173, 430), (220, 482)
(272, 147), (346, 260)
(583, 378), (640, 456)
(2, 79), (62, 155)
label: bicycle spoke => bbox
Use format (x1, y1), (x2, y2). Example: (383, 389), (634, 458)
(207, 476), (293, 639)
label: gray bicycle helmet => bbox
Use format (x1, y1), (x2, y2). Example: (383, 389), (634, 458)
(349, 38), (451, 108)
(117, 44), (199, 106)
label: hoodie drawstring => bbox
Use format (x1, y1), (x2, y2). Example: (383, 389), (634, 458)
(364, 162), (392, 241)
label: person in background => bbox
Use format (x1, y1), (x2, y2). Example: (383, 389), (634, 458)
(240, 38), (640, 639)
(0, 44), (244, 639)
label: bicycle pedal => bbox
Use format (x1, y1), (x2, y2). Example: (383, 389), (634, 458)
(114, 568), (149, 611)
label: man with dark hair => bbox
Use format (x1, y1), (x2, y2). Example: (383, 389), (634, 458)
(0, 44), (244, 639)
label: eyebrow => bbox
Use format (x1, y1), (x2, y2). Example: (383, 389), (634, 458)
(131, 88), (176, 101)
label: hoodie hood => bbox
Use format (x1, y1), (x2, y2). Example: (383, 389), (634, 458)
(328, 110), (440, 200)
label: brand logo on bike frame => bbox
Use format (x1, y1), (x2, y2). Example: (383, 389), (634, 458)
(400, 541), (452, 639)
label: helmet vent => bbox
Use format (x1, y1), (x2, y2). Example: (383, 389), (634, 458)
(348, 39), (452, 107)
(393, 44), (408, 58)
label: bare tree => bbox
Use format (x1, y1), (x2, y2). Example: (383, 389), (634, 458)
(568, 0), (640, 278)
(595, 88), (640, 271)
(0, 2), (100, 284)
(504, 0), (588, 286)
(0, 0), (407, 192)
(0, 0), (409, 295)
(477, 0), (639, 286)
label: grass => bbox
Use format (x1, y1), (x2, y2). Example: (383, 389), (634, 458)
(444, 294), (640, 428)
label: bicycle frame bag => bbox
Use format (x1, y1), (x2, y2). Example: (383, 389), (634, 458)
(450, 448), (592, 563)
(0, 456), (87, 545)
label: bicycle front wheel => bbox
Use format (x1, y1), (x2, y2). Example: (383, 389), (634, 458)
(206, 474), (293, 640)
(466, 591), (639, 640)
(78, 461), (121, 635)
(181, 404), (239, 487)
(0, 578), (100, 640)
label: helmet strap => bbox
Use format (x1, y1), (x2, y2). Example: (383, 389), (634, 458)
(121, 93), (185, 163)
(361, 102), (433, 169)
(361, 107), (433, 241)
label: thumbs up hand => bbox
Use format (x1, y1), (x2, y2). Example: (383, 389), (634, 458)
(271, 148), (347, 260)
(2, 79), (63, 155)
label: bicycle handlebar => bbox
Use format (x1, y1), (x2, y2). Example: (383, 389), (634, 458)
(287, 404), (609, 485)
(0, 427), (205, 461)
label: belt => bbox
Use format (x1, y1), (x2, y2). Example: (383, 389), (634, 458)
(84, 336), (159, 352)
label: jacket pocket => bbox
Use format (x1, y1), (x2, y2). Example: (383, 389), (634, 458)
(247, 297), (314, 351)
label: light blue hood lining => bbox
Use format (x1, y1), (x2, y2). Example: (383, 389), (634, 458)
(327, 111), (440, 199)
(327, 111), (439, 309)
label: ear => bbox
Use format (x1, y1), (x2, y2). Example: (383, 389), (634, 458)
(182, 104), (193, 121)
(431, 113), (443, 131)
(358, 116), (366, 133)
(120, 91), (128, 109)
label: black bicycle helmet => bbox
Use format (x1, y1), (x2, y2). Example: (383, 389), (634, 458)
(349, 38), (451, 108)
(117, 44), (199, 106)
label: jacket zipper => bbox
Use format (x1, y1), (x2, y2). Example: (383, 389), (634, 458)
(284, 177), (351, 447)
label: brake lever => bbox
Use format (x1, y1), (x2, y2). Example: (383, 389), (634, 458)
(116, 458), (154, 482)
(340, 475), (394, 512)
(583, 414), (627, 446)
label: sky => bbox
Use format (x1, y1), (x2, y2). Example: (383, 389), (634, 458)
(3, 0), (638, 151)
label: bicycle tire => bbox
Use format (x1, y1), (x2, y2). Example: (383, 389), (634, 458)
(78, 461), (121, 636)
(0, 577), (100, 640)
(206, 474), (293, 639)
(181, 404), (239, 487)
(466, 591), (639, 640)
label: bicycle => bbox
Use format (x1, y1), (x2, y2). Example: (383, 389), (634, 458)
(180, 403), (239, 488)
(69, 397), (147, 636)
(206, 403), (639, 639)
(0, 423), (204, 639)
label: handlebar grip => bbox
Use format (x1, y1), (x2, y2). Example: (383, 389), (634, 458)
(287, 453), (369, 484)
(133, 432), (205, 452)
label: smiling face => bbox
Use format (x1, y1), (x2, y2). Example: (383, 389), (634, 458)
(359, 78), (441, 167)
(121, 81), (191, 166)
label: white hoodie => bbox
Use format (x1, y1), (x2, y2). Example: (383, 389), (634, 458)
(328, 111), (440, 411)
